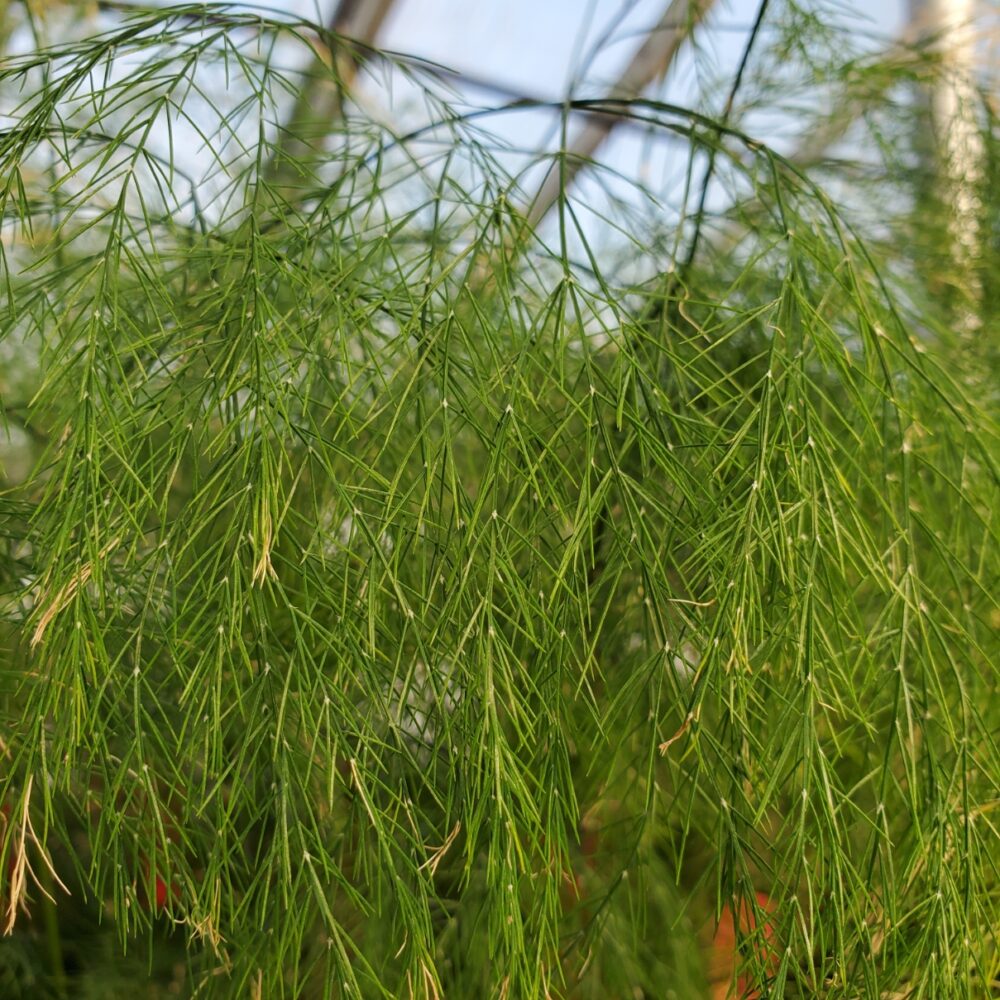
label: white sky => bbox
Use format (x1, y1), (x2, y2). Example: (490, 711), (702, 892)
(359, 0), (911, 227)
(0, 0), (934, 238)
(377, 0), (905, 98)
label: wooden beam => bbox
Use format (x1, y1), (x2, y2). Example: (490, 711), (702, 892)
(271, 0), (399, 178)
(330, 0), (400, 73)
(528, 0), (717, 225)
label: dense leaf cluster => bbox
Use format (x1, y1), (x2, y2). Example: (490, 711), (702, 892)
(0, 4), (997, 998)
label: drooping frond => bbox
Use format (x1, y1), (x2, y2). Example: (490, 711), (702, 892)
(0, 4), (997, 998)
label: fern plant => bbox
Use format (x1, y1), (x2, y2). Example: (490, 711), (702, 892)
(0, 2), (997, 998)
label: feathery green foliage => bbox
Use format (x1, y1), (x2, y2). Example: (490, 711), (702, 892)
(0, 2), (997, 997)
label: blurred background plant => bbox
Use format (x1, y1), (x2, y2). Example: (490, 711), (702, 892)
(0, 0), (997, 997)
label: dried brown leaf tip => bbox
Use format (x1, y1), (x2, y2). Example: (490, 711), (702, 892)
(3, 776), (70, 935)
(30, 536), (120, 647)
